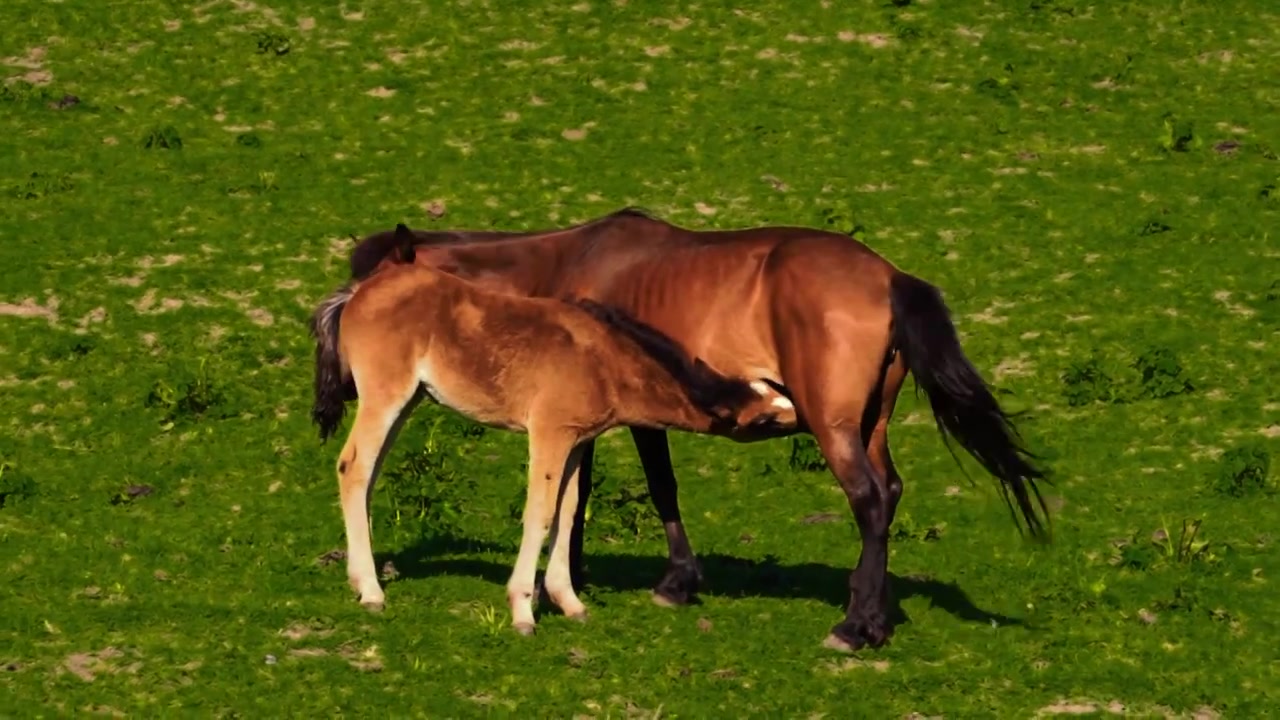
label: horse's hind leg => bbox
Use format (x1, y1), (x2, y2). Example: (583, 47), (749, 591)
(863, 351), (909, 626)
(335, 384), (420, 611)
(778, 320), (896, 652)
(567, 439), (596, 593)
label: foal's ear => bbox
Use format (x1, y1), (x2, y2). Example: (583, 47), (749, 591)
(394, 223), (416, 264)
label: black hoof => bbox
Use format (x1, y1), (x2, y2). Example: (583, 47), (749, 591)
(825, 616), (892, 652)
(653, 560), (702, 607)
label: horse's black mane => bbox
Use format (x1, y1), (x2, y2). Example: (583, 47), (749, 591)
(569, 298), (757, 418)
(347, 207), (660, 281)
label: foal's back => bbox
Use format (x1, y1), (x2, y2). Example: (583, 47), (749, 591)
(341, 264), (612, 430)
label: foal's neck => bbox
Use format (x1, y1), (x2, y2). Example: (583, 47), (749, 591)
(604, 346), (724, 435)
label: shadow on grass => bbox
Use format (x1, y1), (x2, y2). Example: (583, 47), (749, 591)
(383, 535), (1022, 631)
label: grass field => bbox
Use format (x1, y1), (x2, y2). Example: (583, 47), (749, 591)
(3, 0), (1279, 716)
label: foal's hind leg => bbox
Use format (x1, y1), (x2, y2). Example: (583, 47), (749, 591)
(334, 386), (421, 611)
(508, 426), (583, 634)
(544, 445), (589, 621)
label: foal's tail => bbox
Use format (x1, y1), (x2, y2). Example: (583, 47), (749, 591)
(309, 283), (358, 442)
(888, 271), (1051, 540)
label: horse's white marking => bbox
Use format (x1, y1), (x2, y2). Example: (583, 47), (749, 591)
(750, 379), (794, 410)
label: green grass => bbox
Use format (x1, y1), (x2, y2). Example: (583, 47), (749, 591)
(2, 0), (1279, 716)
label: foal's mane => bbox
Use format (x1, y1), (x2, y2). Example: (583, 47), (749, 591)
(348, 207), (660, 281)
(568, 298), (758, 420)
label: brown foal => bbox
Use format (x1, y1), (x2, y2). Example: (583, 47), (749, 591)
(341, 208), (1050, 652)
(309, 224), (796, 634)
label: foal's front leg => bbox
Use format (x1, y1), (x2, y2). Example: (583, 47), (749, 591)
(507, 427), (581, 634)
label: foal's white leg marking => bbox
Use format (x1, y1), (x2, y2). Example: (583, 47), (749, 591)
(507, 431), (580, 634)
(338, 402), (402, 609)
(543, 446), (588, 620)
(749, 380), (772, 396)
(338, 372), (420, 611)
(772, 396), (795, 410)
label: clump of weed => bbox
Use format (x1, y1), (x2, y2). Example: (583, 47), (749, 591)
(236, 133), (262, 149)
(582, 462), (660, 544)
(255, 32), (291, 56)
(1061, 347), (1193, 406)
(11, 171), (74, 200)
(1061, 356), (1121, 406)
(0, 459), (36, 509)
(975, 75), (1019, 105)
(227, 171), (279, 196)
(1261, 279), (1280, 322)
(1211, 445), (1270, 498)
(1027, 0), (1078, 17)
(1138, 220), (1172, 236)
(891, 511), (945, 542)
(381, 412), (485, 535)
(816, 205), (862, 238)
(788, 436), (828, 473)
(1114, 518), (1218, 571)
(144, 358), (226, 425)
(1158, 111), (1198, 153)
(1131, 347), (1194, 400)
(0, 81), (54, 106)
(142, 126), (183, 150)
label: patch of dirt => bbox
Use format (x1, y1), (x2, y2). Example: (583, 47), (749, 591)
(1259, 425), (1280, 438)
(338, 642), (383, 672)
(298, 16), (316, 31)
(63, 648), (126, 682)
(4, 46), (52, 85)
(366, 86), (396, 98)
(994, 355), (1034, 381)
(245, 308), (274, 326)
(821, 657), (891, 674)
(76, 307), (107, 332)
(968, 299), (1014, 324)
(1038, 700), (1108, 715)
(837, 31), (892, 48)
(693, 202), (717, 216)
(0, 297), (59, 323)
(421, 199), (447, 218)
(131, 289), (184, 314)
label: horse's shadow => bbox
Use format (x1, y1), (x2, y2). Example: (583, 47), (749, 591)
(383, 535), (1022, 630)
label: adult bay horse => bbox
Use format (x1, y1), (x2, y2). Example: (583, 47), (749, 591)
(344, 208), (1049, 652)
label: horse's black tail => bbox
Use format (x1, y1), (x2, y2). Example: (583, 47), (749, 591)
(889, 271), (1052, 540)
(309, 283), (358, 442)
